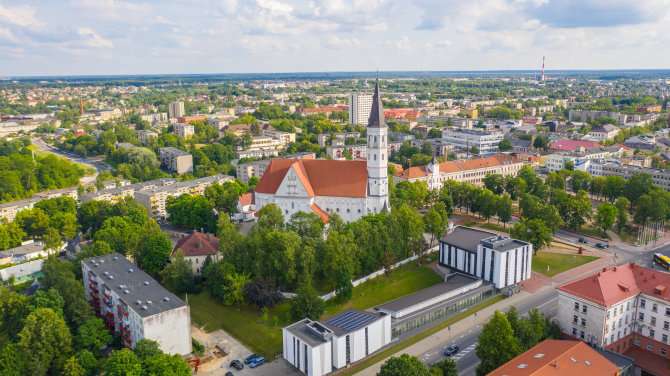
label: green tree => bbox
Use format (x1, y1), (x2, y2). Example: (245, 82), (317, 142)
(605, 175), (627, 203)
(377, 354), (429, 376)
(624, 173), (654, 204)
(615, 197), (630, 233)
(532, 135), (550, 151)
(160, 250), (195, 294)
(43, 227), (63, 252)
(133, 339), (162, 360)
(18, 308), (72, 375)
(595, 204), (618, 236)
(0, 221), (25, 251)
(62, 357), (85, 376)
(470, 145), (479, 155)
(496, 193), (513, 227)
(217, 212), (243, 258)
(166, 194), (217, 233)
(138, 234), (172, 276)
(429, 358), (458, 376)
(424, 206), (446, 245)
(335, 267), (353, 301)
(143, 353), (191, 376)
(75, 317), (112, 353)
(589, 176), (607, 199)
(570, 170), (591, 192)
(104, 349), (143, 376)
(475, 310), (521, 376)
(511, 219), (552, 255)
(256, 204), (284, 230)
(75, 349), (100, 376)
(29, 288), (65, 317)
(498, 139), (513, 152)
(290, 284), (325, 320)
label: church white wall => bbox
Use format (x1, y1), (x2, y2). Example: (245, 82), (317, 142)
(314, 196), (367, 223)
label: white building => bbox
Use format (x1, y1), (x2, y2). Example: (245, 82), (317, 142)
(283, 308), (392, 376)
(138, 130), (158, 145)
(82, 253), (192, 355)
(348, 92), (373, 125)
(556, 262), (670, 373)
(588, 124), (620, 141)
(173, 123), (194, 139)
(441, 129), (504, 155)
(140, 113), (168, 125)
(394, 154), (524, 190)
(168, 101), (185, 118)
(439, 226), (532, 289)
(157, 147), (193, 175)
(255, 81), (389, 223)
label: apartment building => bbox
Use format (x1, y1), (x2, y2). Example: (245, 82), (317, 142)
(317, 132), (361, 147)
(348, 92), (373, 125)
(600, 162), (670, 191)
(81, 178), (177, 204)
(138, 130), (158, 145)
(140, 113), (167, 125)
(544, 146), (625, 173)
(234, 148), (279, 160)
(394, 154), (524, 190)
(157, 147), (193, 175)
(133, 175), (234, 219)
(557, 263), (670, 376)
(263, 129), (296, 148)
(283, 308), (392, 376)
(588, 124), (620, 141)
(439, 226), (532, 289)
(168, 101), (185, 118)
(236, 152), (315, 184)
(441, 129), (503, 155)
(82, 253), (191, 355)
(173, 123), (194, 139)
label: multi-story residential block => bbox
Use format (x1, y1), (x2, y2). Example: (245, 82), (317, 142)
(81, 178), (177, 204)
(173, 123), (194, 139)
(168, 101), (185, 118)
(588, 124), (620, 140)
(441, 129), (504, 155)
(140, 113), (167, 125)
(134, 175), (234, 219)
(82, 253), (191, 355)
(138, 130), (158, 145)
(283, 308), (392, 376)
(236, 152), (315, 184)
(317, 132), (362, 147)
(157, 147), (193, 175)
(263, 129), (296, 148)
(544, 146), (625, 173)
(234, 148), (279, 160)
(599, 163), (670, 191)
(438, 226), (532, 289)
(348, 92), (373, 125)
(325, 141), (403, 160)
(394, 154), (524, 190)
(557, 263), (670, 375)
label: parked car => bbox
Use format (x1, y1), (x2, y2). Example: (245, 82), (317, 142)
(596, 243), (607, 249)
(230, 360), (244, 370)
(444, 345), (460, 356)
(578, 238), (588, 244)
(244, 354), (259, 364)
(225, 372), (234, 376)
(249, 357), (265, 368)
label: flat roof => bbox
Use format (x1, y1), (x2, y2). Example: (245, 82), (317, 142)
(440, 226), (528, 253)
(285, 319), (330, 347)
(0, 241), (44, 258)
(322, 308), (386, 337)
(374, 273), (480, 313)
(82, 253), (187, 318)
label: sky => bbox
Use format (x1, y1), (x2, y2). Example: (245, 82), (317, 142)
(1, 0), (669, 76)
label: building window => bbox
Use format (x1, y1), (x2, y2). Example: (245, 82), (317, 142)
(648, 344), (654, 351)
(304, 344), (308, 373)
(653, 303), (658, 312)
(582, 305), (588, 314)
(365, 327), (369, 356)
(573, 328), (578, 336)
(665, 321), (669, 330)
(607, 311), (610, 319)
(652, 317), (657, 326)
(664, 334), (668, 343)
(666, 307), (670, 316)
(580, 331), (585, 339)
(641, 299), (646, 308)
(651, 329), (656, 339)
(574, 315), (578, 324)
(345, 335), (351, 364)
(581, 318), (586, 327)
(662, 348), (667, 356)
(635, 338), (640, 346)
(639, 313), (645, 322)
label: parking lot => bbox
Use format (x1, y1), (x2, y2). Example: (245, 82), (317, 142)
(192, 326), (300, 376)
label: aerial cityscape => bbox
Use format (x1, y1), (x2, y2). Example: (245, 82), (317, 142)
(1, 1), (670, 376)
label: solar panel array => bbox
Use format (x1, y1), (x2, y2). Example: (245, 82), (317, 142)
(326, 311), (376, 332)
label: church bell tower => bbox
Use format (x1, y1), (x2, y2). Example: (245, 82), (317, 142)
(366, 79), (389, 213)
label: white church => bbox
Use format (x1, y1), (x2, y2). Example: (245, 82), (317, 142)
(253, 80), (389, 222)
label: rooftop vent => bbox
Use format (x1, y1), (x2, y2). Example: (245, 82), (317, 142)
(124, 290), (130, 294)
(144, 281), (150, 285)
(147, 300), (152, 305)
(517, 364), (528, 369)
(136, 300), (142, 305)
(128, 268), (134, 273)
(164, 297), (170, 302)
(103, 271), (109, 275)
(585, 360), (591, 366)
(108, 275), (114, 280)
(533, 354), (545, 358)
(569, 357), (577, 363)
(113, 256), (118, 260)
(141, 305), (148, 310)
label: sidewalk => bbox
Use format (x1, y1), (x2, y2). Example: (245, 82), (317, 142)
(354, 287), (551, 376)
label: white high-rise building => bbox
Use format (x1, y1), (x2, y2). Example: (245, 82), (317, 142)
(348, 92), (373, 125)
(168, 101), (185, 118)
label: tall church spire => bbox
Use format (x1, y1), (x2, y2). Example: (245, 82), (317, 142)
(368, 79), (386, 128)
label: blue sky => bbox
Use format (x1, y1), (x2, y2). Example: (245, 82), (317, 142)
(0, 0), (668, 76)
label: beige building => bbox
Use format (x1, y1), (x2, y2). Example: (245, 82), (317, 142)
(157, 147), (193, 175)
(134, 175), (234, 219)
(588, 124), (620, 140)
(236, 152), (315, 184)
(168, 101), (185, 118)
(138, 130), (158, 145)
(0, 198), (41, 223)
(81, 178), (177, 205)
(263, 129), (296, 148)
(173, 123), (194, 139)
(172, 232), (220, 276)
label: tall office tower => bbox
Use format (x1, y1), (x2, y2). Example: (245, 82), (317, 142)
(168, 101), (185, 118)
(348, 92), (373, 125)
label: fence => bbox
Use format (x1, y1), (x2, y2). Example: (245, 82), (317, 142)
(280, 245), (439, 301)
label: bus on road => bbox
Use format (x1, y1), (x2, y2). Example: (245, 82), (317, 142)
(653, 253), (670, 271)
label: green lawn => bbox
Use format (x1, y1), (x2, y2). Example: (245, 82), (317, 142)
(184, 292), (292, 361)
(186, 260), (443, 361)
(532, 252), (600, 277)
(34, 150), (96, 176)
(338, 295), (504, 376)
(462, 221), (478, 227)
(324, 261), (443, 316)
(478, 223), (510, 233)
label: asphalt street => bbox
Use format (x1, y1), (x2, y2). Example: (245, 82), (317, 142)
(31, 137), (112, 185)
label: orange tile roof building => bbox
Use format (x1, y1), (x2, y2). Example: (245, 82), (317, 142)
(254, 81), (390, 223)
(172, 231), (220, 276)
(393, 154), (524, 190)
(556, 263), (670, 376)
(488, 340), (621, 376)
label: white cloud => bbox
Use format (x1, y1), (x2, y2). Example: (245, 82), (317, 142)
(77, 27), (113, 48)
(0, 3), (41, 27)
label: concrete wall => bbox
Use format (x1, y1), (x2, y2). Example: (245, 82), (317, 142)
(557, 290), (607, 346)
(142, 306), (192, 355)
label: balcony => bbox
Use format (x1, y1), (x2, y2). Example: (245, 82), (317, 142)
(118, 304), (129, 317)
(101, 290), (110, 300)
(88, 276), (98, 286)
(103, 299), (112, 309)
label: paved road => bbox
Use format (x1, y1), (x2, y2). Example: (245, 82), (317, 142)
(31, 138), (112, 185)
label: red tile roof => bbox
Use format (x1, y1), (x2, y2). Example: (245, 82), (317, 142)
(557, 263), (670, 307)
(172, 231), (219, 258)
(254, 158), (368, 198)
(394, 154), (519, 179)
(238, 192), (254, 206)
(488, 340), (619, 376)
(310, 204), (330, 222)
(623, 346), (670, 376)
(550, 140), (602, 151)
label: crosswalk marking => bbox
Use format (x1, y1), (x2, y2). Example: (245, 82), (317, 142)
(452, 342), (477, 362)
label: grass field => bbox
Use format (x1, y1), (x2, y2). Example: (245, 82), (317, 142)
(462, 221), (478, 227)
(532, 252), (600, 277)
(478, 223), (510, 233)
(187, 259), (443, 360)
(34, 150), (96, 175)
(338, 295), (505, 376)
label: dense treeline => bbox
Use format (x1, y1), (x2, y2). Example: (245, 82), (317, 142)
(0, 138), (86, 202)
